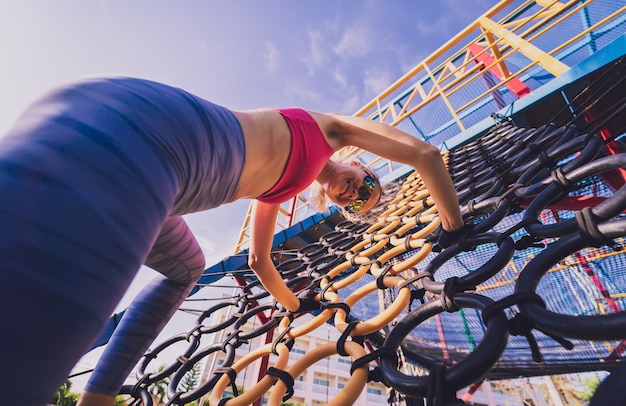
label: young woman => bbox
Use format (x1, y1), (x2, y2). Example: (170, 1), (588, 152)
(0, 77), (463, 405)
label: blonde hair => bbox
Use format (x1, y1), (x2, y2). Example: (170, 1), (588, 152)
(309, 180), (330, 212)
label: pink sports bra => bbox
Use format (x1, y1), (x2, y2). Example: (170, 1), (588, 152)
(256, 108), (334, 204)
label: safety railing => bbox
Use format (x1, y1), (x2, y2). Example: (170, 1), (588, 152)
(234, 0), (626, 254)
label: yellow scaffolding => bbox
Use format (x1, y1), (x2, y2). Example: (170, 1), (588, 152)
(235, 0), (626, 253)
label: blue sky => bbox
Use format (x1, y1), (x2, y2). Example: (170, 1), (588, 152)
(0, 0), (495, 391)
(0, 0), (494, 269)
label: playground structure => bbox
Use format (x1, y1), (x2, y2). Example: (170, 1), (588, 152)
(81, 1), (626, 405)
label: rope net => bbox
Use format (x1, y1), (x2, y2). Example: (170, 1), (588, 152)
(108, 57), (626, 406)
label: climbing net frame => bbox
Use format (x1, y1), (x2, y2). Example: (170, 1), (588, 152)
(107, 56), (626, 406)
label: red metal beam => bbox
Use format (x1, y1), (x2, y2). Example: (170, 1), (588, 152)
(469, 43), (532, 98)
(519, 196), (610, 212)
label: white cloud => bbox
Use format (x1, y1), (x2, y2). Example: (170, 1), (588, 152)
(308, 29), (326, 66)
(333, 25), (373, 58)
(337, 91), (362, 115)
(331, 67), (348, 88)
(194, 234), (221, 265)
(283, 78), (324, 105)
(415, 0), (490, 36)
(264, 41), (280, 73)
(363, 67), (395, 98)
(300, 28), (328, 77)
(441, 0), (492, 22)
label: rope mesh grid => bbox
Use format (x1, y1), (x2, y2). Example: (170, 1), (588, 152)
(107, 57), (626, 406)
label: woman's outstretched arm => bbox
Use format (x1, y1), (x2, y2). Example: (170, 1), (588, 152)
(248, 200), (300, 312)
(324, 112), (464, 232)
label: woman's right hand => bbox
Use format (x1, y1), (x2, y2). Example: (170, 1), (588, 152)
(437, 223), (474, 249)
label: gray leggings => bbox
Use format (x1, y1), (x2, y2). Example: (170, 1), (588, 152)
(0, 77), (245, 404)
(86, 215), (205, 395)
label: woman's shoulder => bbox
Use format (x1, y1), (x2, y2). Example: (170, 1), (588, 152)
(304, 111), (349, 148)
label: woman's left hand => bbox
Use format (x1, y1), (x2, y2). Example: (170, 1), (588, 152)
(296, 290), (322, 313)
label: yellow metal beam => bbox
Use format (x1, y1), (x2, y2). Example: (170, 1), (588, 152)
(483, 31), (512, 79)
(422, 63), (465, 131)
(235, 204), (254, 253)
(478, 15), (569, 76)
(535, 0), (566, 13)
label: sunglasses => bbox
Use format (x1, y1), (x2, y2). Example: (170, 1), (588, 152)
(344, 174), (376, 213)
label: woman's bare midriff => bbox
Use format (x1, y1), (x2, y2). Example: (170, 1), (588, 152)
(229, 109), (293, 201)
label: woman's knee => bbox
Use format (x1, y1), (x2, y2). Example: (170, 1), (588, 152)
(146, 216), (205, 285)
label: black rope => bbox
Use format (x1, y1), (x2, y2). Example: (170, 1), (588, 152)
(590, 99), (626, 142)
(400, 270), (432, 290)
(184, 324), (203, 341)
(367, 366), (388, 386)
(165, 391), (185, 406)
(496, 218), (543, 248)
(222, 331), (245, 352)
(404, 235), (415, 251)
(440, 277), (475, 313)
(537, 150), (554, 169)
(496, 183), (522, 204)
(426, 365), (446, 406)
(514, 234), (545, 250)
(215, 366), (237, 384)
(336, 322), (358, 356)
(509, 313), (544, 363)
(128, 373), (152, 401)
(468, 182), (476, 195)
(466, 199), (477, 216)
(320, 279), (336, 301)
(583, 131), (599, 147)
(325, 301), (351, 315)
(407, 290), (426, 314)
(375, 263), (393, 290)
(272, 309), (295, 322)
(271, 326), (293, 355)
(266, 367), (295, 402)
(551, 166), (572, 188)
(575, 206), (621, 250)
(494, 160), (514, 177)
(270, 338), (294, 356)
(351, 347), (397, 376)
(482, 292), (574, 363)
(525, 142), (541, 155)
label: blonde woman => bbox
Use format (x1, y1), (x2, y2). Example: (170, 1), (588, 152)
(0, 77), (463, 405)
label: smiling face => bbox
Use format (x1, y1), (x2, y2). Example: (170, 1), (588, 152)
(321, 161), (382, 213)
